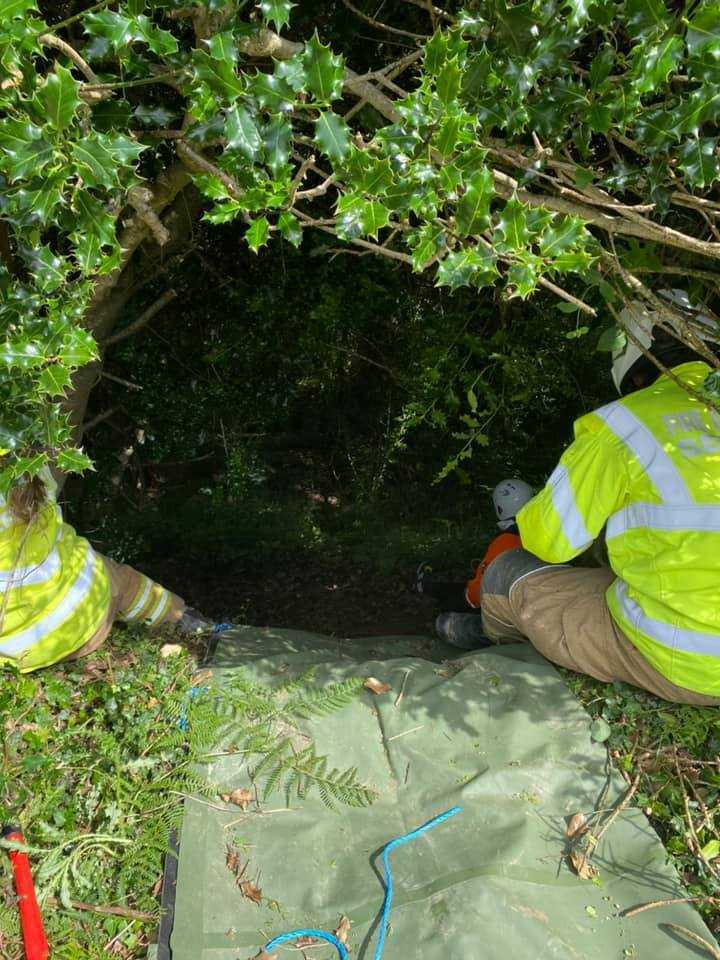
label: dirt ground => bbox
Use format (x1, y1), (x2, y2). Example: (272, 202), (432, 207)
(149, 554), (443, 639)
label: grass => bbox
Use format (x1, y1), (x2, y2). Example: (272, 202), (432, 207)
(2, 494), (719, 955)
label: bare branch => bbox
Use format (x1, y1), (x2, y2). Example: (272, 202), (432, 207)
(536, 277), (597, 316)
(399, 0), (453, 22)
(291, 208), (412, 263)
(101, 371), (143, 391)
(82, 407), (119, 432)
(39, 33), (99, 83)
(103, 290), (177, 347)
(127, 187), (171, 246)
(340, 0), (426, 39)
(176, 140), (241, 198)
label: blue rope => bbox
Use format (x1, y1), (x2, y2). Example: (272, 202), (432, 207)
(265, 929), (349, 959)
(262, 806), (461, 959)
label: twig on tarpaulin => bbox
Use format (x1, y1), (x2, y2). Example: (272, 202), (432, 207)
(623, 895), (720, 919)
(387, 724), (424, 741)
(662, 922), (720, 959)
(394, 670), (411, 708)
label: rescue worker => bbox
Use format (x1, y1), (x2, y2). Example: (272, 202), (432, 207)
(0, 462), (211, 673)
(415, 479), (533, 647)
(444, 291), (720, 704)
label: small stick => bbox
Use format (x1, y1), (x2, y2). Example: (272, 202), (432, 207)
(39, 34), (98, 83)
(101, 371), (143, 391)
(663, 922), (720, 959)
(394, 670), (410, 708)
(624, 895), (719, 919)
(387, 724), (424, 742)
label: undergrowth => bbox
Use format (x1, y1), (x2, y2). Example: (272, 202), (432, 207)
(0, 631), (372, 959)
(568, 674), (720, 935)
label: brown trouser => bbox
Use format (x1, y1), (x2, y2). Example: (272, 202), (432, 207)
(66, 555), (185, 661)
(482, 566), (720, 706)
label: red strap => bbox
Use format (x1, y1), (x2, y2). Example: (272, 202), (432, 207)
(5, 830), (49, 960)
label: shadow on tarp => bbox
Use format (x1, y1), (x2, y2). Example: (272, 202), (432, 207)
(154, 625), (718, 960)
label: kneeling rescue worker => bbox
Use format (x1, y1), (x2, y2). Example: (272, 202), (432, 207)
(0, 465), (212, 673)
(438, 291), (720, 705)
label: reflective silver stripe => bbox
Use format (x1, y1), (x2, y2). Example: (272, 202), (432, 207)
(144, 589), (170, 626)
(123, 577), (152, 621)
(608, 502), (720, 539)
(548, 464), (592, 551)
(595, 402), (693, 504)
(615, 579), (720, 657)
(0, 545), (98, 657)
(0, 531), (63, 586)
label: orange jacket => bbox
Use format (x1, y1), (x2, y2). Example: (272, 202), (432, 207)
(465, 532), (522, 608)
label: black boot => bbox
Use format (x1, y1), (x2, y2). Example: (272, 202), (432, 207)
(435, 612), (493, 650)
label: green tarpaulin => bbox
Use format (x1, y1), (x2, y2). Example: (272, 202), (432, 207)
(160, 627), (717, 959)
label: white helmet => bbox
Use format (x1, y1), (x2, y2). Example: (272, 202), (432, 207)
(493, 478), (533, 530)
(611, 289), (718, 394)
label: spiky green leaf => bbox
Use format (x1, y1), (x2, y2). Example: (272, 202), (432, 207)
(301, 33), (344, 103)
(225, 106), (262, 161)
(263, 116), (291, 173)
(245, 216), (270, 252)
(539, 216), (587, 257)
(39, 64), (81, 131)
(56, 448), (94, 473)
(455, 167), (493, 236)
(278, 211), (302, 247)
(38, 365), (72, 397)
(258, 0), (295, 30)
(677, 135), (720, 188)
(314, 111), (350, 164)
(194, 50), (244, 101)
(436, 56), (462, 104)
(251, 71), (294, 113)
(493, 196), (531, 252)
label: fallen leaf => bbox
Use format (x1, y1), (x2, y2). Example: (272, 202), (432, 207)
(221, 788), (253, 810)
(566, 812), (587, 840)
(192, 669), (213, 687)
(147, 697), (159, 709)
(568, 849), (598, 880)
(364, 677), (391, 695)
(226, 847), (240, 874)
(333, 915), (351, 946)
(160, 643), (183, 659)
(295, 936), (321, 947)
(239, 880), (263, 905)
(590, 717), (611, 743)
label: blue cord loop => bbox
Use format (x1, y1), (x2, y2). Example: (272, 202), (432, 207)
(262, 806), (461, 960)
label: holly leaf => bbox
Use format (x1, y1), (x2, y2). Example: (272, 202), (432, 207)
(71, 191), (118, 274)
(133, 103), (178, 127)
(84, 10), (134, 48)
(435, 116), (461, 158)
(225, 106), (262, 161)
(678, 135), (720, 188)
(251, 71), (294, 113)
(39, 63), (81, 131)
(314, 111), (349, 164)
(435, 247), (497, 291)
(258, 0), (295, 31)
(409, 224), (445, 272)
(278, 211), (302, 247)
(493, 196), (531, 252)
(93, 100), (134, 131)
(38, 365), (72, 397)
(20, 246), (68, 293)
(0, 338), (47, 368)
(0, 120), (52, 182)
(262, 116), (291, 173)
(686, 3), (720, 57)
(625, 0), (669, 39)
(275, 57), (306, 93)
(57, 327), (97, 367)
(245, 216), (270, 252)
(71, 133), (145, 188)
(56, 448), (94, 474)
(205, 30), (237, 64)
(539, 216), (587, 257)
(194, 50), (244, 101)
(629, 36), (683, 95)
(132, 14), (178, 55)
(0, 0), (37, 18)
(301, 33), (344, 103)
(10, 177), (66, 226)
(677, 85), (720, 136)
(358, 157), (393, 195)
(506, 255), (539, 298)
(360, 200), (390, 239)
(436, 56), (462, 104)
(455, 167), (493, 235)
(589, 45), (614, 90)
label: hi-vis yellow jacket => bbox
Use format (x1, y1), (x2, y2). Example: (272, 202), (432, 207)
(518, 362), (720, 697)
(0, 470), (110, 672)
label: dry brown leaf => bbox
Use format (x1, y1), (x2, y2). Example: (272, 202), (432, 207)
(228, 788), (254, 810)
(225, 847), (240, 874)
(565, 812), (588, 840)
(568, 849), (598, 880)
(160, 643), (183, 659)
(364, 677), (391, 696)
(239, 880), (263, 905)
(333, 915), (351, 947)
(192, 669), (213, 687)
